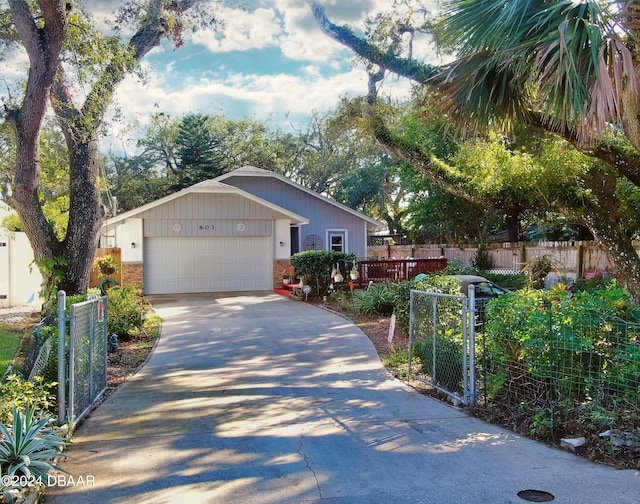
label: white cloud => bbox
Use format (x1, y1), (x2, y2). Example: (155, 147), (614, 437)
(110, 62), (376, 134)
(6, 1), (441, 152)
(190, 6), (283, 52)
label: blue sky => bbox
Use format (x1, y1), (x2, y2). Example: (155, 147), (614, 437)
(2, 0), (443, 151)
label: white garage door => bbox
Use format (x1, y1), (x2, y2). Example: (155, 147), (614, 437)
(144, 236), (272, 294)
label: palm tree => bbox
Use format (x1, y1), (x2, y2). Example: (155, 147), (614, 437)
(436, 0), (638, 145)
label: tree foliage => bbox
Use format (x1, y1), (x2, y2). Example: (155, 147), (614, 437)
(308, 0), (640, 305)
(1, 0), (220, 301)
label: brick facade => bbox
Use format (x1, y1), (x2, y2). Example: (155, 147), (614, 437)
(121, 263), (144, 287)
(273, 259), (292, 289)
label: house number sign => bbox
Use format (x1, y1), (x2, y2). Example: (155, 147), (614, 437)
(198, 223), (216, 231)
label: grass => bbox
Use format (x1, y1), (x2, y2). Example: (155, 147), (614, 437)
(0, 324), (23, 377)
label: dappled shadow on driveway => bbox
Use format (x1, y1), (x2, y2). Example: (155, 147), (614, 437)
(47, 293), (639, 504)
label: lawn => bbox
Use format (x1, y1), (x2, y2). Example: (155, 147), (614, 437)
(0, 324), (23, 377)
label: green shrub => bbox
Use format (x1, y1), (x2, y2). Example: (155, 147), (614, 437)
(482, 272), (527, 290)
(522, 254), (562, 289)
(353, 282), (395, 315)
(442, 259), (476, 275)
(391, 275), (463, 330)
(471, 246), (492, 271)
(107, 285), (146, 338)
(484, 284), (640, 405)
(0, 375), (57, 425)
(291, 250), (357, 296)
(414, 337), (463, 392)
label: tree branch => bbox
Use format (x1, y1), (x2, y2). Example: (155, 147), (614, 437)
(7, 1), (69, 258)
(527, 111), (640, 187)
(368, 111), (484, 205)
(307, 0), (440, 84)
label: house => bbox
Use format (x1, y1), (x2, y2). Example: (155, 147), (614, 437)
(100, 166), (383, 295)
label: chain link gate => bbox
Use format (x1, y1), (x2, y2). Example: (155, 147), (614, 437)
(408, 286), (477, 406)
(57, 291), (108, 429)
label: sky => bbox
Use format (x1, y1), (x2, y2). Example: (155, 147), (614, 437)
(2, 0), (443, 152)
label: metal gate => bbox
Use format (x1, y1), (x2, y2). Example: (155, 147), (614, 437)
(57, 291), (108, 428)
(408, 286), (477, 406)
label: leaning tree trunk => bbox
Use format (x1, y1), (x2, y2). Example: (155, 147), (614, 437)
(579, 202), (640, 305)
(6, 0), (69, 303)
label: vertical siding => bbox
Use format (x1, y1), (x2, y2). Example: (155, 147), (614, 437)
(139, 193), (284, 220)
(225, 176), (369, 257)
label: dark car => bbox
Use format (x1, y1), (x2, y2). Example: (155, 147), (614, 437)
(453, 275), (509, 324)
(454, 275), (509, 301)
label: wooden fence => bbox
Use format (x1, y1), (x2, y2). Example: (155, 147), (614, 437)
(368, 241), (627, 280)
(89, 248), (122, 290)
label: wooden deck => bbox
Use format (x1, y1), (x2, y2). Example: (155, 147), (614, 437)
(350, 258), (447, 287)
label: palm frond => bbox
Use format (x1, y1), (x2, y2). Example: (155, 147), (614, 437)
(438, 0), (638, 138)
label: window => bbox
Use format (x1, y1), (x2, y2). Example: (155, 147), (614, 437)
(328, 230), (346, 252)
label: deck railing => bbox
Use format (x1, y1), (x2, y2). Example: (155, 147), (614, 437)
(352, 258), (447, 287)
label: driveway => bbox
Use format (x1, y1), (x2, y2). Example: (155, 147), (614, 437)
(47, 292), (639, 504)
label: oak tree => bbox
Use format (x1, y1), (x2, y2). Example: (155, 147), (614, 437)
(2, 0), (218, 301)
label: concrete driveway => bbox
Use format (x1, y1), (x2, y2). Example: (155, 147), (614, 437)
(47, 292), (639, 504)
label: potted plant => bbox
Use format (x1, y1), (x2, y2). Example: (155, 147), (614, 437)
(94, 254), (119, 276)
(282, 267), (293, 285)
(350, 266), (359, 280)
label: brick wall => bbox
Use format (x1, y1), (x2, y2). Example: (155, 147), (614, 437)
(121, 263), (144, 287)
(273, 259), (292, 289)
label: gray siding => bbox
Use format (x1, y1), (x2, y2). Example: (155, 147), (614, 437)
(143, 219), (272, 238)
(140, 193), (276, 238)
(224, 176), (369, 257)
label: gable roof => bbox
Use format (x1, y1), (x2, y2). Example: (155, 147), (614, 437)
(214, 166), (385, 229)
(104, 179), (309, 226)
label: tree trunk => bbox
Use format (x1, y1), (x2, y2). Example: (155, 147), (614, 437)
(505, 210), (521, 243)
(5, 0), (201, 301)
(578, 203), (640, 303)
(59, 135), (105, 294)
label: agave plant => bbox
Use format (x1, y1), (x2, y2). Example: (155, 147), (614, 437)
(0, 407), (66, 484)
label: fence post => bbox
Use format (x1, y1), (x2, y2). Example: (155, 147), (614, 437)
(408, 290), (415, 373)
(57, 290), (66, 426)
(468, 284), (476, 407)
(547, 299), (557, 437)
(68, 304), (76, 426)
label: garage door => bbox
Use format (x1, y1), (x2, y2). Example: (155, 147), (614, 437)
(144, 236), (272, 294)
